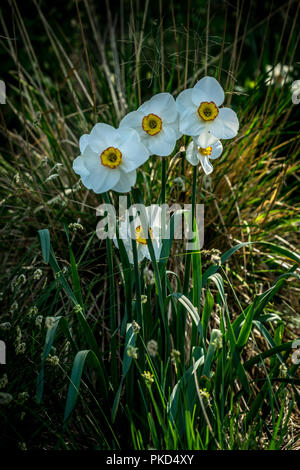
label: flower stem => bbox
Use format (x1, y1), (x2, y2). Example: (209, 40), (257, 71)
(191, 166), (202, 344)
(102, 191), (118, 388)
(160, 157), (167, 300)
(161, 157), (166, 205)
(128, 194), (143, 328)
(192, 165), (197, 221)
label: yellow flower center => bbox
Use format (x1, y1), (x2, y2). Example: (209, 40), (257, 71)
(100, 147), (122, 168)
(135, 225), (153, 244)
(198, 146), (212, 156)
(142, 113), (162, 136)
(197, 101), (219, 122)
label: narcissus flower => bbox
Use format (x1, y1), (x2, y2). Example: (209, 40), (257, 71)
(119, 93), (181, 156)
(73, 124), (149, 194)
(186, 132), (223, 175)
(114, 206), (163, 264)
(176, 76), (239, 140)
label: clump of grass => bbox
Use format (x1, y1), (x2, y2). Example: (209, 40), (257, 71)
(0, 0), (299, 450)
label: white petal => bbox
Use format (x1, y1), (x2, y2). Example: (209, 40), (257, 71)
(176, 88), (207, 136)
(111, 170), (136, 193)
(113, 235), (119, 249)
(144, 242), (160, 261)
(77, 146), (119, 192)
(73, 156), (89, 177)
(122, 239), (147, 264)
(195, 129), (219, 148)
(186, 141), (200, 166)
(89, 123), (119, 152)
(148, 127), (177, 156)
(165, 119), (182, 140)
(117, 126), (140, 142)
(143, 93), (178, 124)
(194, 76), (224, 106)
(176, 88), (194, 113)
(138, 245), (148, 263)
(209, 141), (223, 159)
(127, 251), (134, 265)
(138, 100), (151, 115)
(147, 205), (162, 228)
(209, 107), (239, 139)
(82, 146), (102, 173)
(83, 168), (120, 194)
(174, 123), (183, 140)
(191, 86), (211, 106)
(119, 129), (150, 171)
(179, 108), (207, 136)
(121, 242), (134, 264)
(79, 134), (89, 154)
(118, 220), (129, 239)
(151, 226), (161, 241)
(152, 240), (162, 260)
(199, 155), (213, 175)
(119, 110), (143, 134)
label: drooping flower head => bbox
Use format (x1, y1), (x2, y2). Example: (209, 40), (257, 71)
(114, 205), (163, 264)
(119, 93), (182, 156)
(186, 132), (223, 175)
(73, 124), (149, 194)
(176, 76), (239, 140)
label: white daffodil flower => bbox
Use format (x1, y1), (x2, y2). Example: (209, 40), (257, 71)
(114, 206), (163, 264)
(186, 132), (223, 175)
(119, 93), (182, 157)
(73, 124), (149, 194)
(176, 76), (239, 140)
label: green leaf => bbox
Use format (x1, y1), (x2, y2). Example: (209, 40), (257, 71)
(64, 349), (108, 423)
(237, 301), (256, 350)
(159, 210), (185, 275)
(169, 293), (204, 342)
(69, 246), (83, 307)
(202, 241), (300, 287)
(38, 228), (103, 364)
(202, 329), (222, 378)
(202, 288), (214, 342)
(111, 323), (137, 422)
(244, 340), (299, 369)
(36, 316), (73, 404)
(38, 229), (51, 263)
(208, 273), (249, 394)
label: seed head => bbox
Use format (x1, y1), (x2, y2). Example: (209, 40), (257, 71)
(132, 320), (141, 334)
(141, 370), (154, 387)
(0, 392), (13, 405)
(127, 345), (138, 360)
(33, 269), (43, 281)
(147, 340), (158, 358)
(0, 374), (8, 389)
